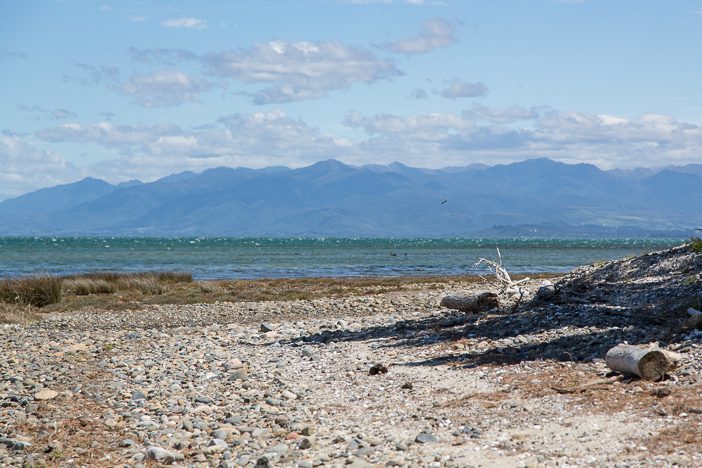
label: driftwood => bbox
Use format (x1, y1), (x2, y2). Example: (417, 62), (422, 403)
(687, 307), (702, 329)
(474, 248), (530, 289)
(605, 343), (682, 381)
(440, 292), (499, 313)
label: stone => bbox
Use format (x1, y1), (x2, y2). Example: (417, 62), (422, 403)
(369, 363), (388, 375)
(131, 390), (146, 400)
(270, 443), (289, 455)
(260, 322), (275, 332)
(119, 439), (136, 447)
(298, 438), (312, 450)
(229, 369), (248, 381)
(34, 389), (58, 401)
(415, 432), (438, 444)
(146, 446), (177, 464)
(536, 284), (557, 301)
(0, 438), (32, 451)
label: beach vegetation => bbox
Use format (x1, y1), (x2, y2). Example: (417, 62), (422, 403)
(0, 275), (62, 307)
(1, 271), (558, 322)
(689, 236), (702, 253)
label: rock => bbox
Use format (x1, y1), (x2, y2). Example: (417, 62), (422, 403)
(369, 363), (388, 375)
(270, 443), (289, 455)
(254, 456), (271, 468)
(131, 390), (146, 400)
(229, 369), (248, 381)
(401, 382), (413, 390)
(119, 439), (135, 447)
(440, 292), (499, 312)
(347, 459), (375, 468)
(536, 284), (557, 301)
(260, 322), (275, 332)
(415, 432), (438, 444)
(146, 446), (177, 464)
(298, 437), (312, 450)
(34, 389), (58, 401)
(66, 343), (89, 352)
(0, 437), (32, 451)
(207, 438), (228, 453)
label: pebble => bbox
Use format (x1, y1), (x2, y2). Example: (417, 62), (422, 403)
(34, 389), (58, 400)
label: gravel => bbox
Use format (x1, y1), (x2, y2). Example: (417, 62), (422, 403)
(2, 245), (702, 466)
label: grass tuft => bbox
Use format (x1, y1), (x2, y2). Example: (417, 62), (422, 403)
(63, 279), (116, 295)
(0, 275), (63, 307)
(690, 237), (702, 254)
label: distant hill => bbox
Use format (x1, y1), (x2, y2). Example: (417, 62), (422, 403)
(0, 158), (700, 237)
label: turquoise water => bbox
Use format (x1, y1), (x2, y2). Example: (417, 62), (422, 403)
(0, 237), (683, 280)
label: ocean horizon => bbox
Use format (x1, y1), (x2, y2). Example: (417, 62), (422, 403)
(0, 236), (684, 280)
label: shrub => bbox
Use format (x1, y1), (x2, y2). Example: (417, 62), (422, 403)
(0, 275), (62, 307)
(690, 236), (702, 254)
(63, 279), (116, 295)
(116, 277), (163, 295)
(65, 271), (192, 284)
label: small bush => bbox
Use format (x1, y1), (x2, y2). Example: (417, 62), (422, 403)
(116, 277), (163, 295)
(63, 279), (116, 296)
(65, 271), (192, 284)
(690, 237), (702, 253)
(0, 275), (63, 307)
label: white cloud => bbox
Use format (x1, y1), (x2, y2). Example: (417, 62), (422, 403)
(129, 47), (197, 65)
(35, 111), (346, 181)
(0, 132), (82, 200)
(18, 105), (77, 120)
(378, 17), (457, 55)
(343, 108), (702, 168)
(203, 41), (401, 104)
(440, 79), (488, 99)
(129, 15), (146, 22)
(118, 70), (215, 107)
(162, 17), (207, 29)
(28, 106), (702, 193)
(62, 64), (214, 108)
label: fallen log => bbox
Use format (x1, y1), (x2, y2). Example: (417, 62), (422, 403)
(605, 343), (682, 381)
(440, 292), (499, 313)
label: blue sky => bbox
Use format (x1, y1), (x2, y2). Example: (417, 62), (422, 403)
(1, 0), (701, 199)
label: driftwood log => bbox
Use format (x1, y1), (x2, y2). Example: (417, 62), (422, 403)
(440, 292), (499, 313)
(605, 344), (682, 381)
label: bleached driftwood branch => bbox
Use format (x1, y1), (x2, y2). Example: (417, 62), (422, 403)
(474, 248), (530, 290)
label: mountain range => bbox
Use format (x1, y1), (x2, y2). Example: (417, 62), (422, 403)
(1, 158), (700, 237)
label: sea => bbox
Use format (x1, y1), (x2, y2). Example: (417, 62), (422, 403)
(0, 237), (685, 280)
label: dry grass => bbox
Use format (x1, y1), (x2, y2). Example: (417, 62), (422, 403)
(63, 279), (117, 295)
(3, 271), (559, 319)
(0, 275), (62, 307)
(0, 302), (44, 325)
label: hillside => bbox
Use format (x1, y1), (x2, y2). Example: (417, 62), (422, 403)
(0, 158), (700, 236)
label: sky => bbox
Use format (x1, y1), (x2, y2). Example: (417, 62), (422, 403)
(1, 0), (702, 200)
